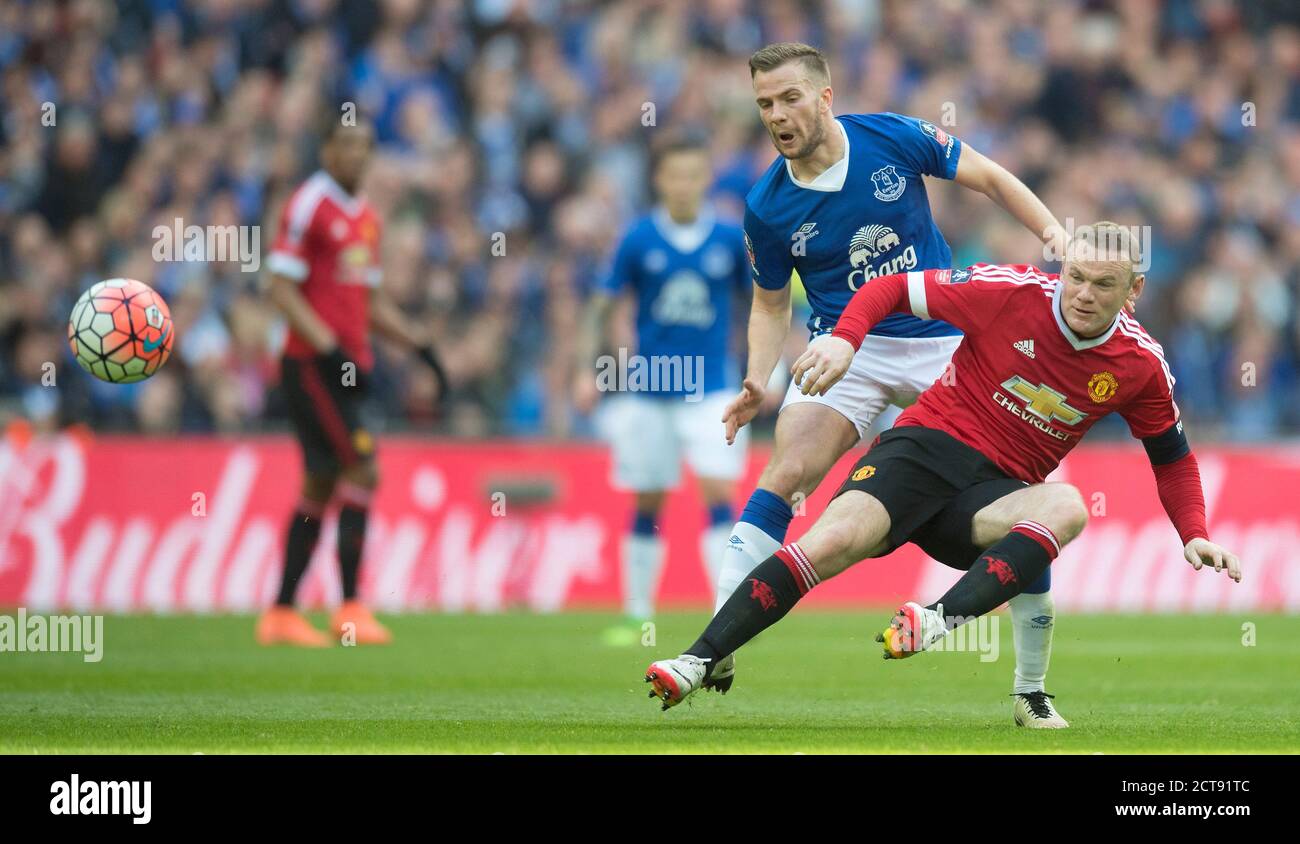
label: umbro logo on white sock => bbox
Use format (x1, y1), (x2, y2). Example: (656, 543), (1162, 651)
(1014, 339), (1035, 359)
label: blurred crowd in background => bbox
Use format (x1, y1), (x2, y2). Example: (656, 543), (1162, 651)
(1, 0), (1298, 442)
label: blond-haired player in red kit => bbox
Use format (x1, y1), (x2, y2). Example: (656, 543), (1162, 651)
(645, 223), (1240, 718)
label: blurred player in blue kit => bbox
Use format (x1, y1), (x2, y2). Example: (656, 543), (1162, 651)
(575, 135), (751, 646)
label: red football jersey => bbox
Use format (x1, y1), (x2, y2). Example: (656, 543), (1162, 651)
(267, 171), (382, 370)
(833, 264), (1179, 484)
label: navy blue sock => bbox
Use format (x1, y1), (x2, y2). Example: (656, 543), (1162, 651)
(1022, 567), (1051, 594)
(737, 488), (793, 543)
(632, 511), (657, 536)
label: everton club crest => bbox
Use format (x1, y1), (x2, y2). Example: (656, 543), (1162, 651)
(871, 165), (907, 202)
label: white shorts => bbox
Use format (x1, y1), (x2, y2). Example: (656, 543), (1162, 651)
(781, 333), (963, 440)
(600, 391), (750, 492)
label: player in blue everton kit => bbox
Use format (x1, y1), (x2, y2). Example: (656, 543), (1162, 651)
(711, 43), (1073, 727)
(575, 135), (751, 645)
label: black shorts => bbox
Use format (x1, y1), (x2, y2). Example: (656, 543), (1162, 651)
(834, 426), (1025, 569)
(910, 477), (1028, 569)
(280, 356), (375, 475)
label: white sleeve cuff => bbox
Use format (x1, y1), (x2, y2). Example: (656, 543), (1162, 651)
(907, 271), (929, 319)
(267, 251), (308, 280)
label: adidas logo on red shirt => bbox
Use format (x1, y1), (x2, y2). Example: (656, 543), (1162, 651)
(1014, 339), (1035, 359)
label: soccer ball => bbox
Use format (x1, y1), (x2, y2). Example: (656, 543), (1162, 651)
(68, 278), (175, 384)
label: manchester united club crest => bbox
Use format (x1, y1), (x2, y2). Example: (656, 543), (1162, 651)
(1087, 371), (1119, 404)
(851, 465), (876, 482)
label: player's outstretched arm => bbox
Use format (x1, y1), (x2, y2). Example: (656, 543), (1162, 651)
(792, 271), (916, 396)
(1152, 452), (1241, 583)
(1140, 423), (1242, 583)
(801, 265), (1026, 396)
(954, 145), (1068, 258)
(954, 148), (1137, 314)
(723, 282), (791, 444)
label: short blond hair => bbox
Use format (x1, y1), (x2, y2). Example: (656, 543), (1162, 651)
(1070, 221), (1143, 279)
(748, 42), (830, 87)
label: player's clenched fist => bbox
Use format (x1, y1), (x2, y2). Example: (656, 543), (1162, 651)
(721, 378), (765, 445)
(1183, 537), (1242, 583)
(791, 335), (855, 397)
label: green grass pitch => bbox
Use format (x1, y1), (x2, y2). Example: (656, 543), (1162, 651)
(2, 610), (1298, 753)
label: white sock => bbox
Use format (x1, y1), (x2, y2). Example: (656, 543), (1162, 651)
(699, 523), (733, 594)
(1009, 590), (1055, 694)
(713, 520), (783, 614)
(622, 534), (665, 621)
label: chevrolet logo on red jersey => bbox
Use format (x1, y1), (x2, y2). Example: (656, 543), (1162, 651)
(1000, 376), (1087, 426)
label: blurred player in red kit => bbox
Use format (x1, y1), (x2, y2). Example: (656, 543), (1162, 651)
(257, 112), (445, 647)
(646, 222), (1241, 713)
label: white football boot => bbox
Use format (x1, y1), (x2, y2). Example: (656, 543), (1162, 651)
(644, 655), (710, 710)
(875, 601), (950, 659)
(1012, 691), (1070, 728)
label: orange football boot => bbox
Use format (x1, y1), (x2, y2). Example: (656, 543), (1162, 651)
(256, 606), (332, 647)
(331, 601), (392, 645)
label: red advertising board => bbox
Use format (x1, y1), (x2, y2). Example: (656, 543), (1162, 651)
(0, 435), (1295, 612)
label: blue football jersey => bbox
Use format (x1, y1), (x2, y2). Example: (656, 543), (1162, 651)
(600, 207), (749, 396)
(744, 112), (963, 338)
